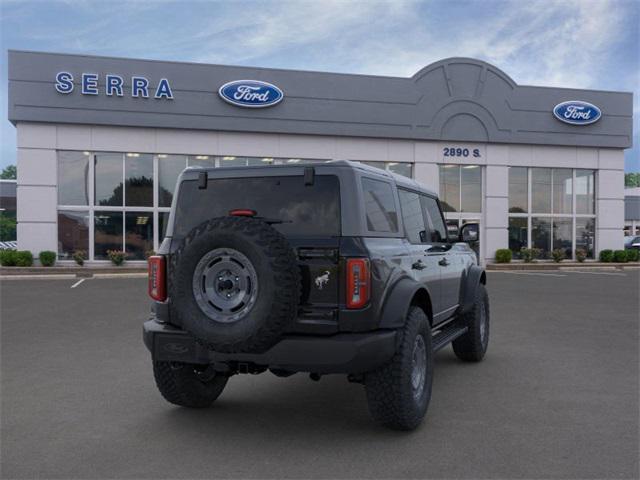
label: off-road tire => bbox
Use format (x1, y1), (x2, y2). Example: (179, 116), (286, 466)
(169, 216), (300, 353)
(364, 306), (433, 431)
(452, 283), (489, 362)
(153, 361), (228, 408)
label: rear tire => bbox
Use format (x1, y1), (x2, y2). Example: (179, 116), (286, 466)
(153, 362), (228, 408)
(452, 283), (489, 362)
(364, 306), (433, 430)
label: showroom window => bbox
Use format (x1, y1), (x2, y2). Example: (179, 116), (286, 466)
(360, 161), (413, 178)
(438, 164), (483, 233)
(56, 152), (330, 261)
(508, 167), (596, 259)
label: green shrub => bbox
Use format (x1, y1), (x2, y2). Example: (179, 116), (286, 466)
(520, 248), (533, 263)
(626, 249), (639, 262)
(613, 250), (628, 263)
(15, 250), (33, 267)
(575, 249), (587, 263)
(73, 250), (87, 266)
(495, 249), (512, 263)
(551, 249), (565, 263)
(599, 249), (614, 262)
(520, 247), (542, 263)
(107, 250), (127, 266)
(0, 249), (17, 266)
(39, 250), (56, 267)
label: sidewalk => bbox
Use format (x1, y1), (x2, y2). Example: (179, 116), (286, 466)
(487, 262), (640, 271)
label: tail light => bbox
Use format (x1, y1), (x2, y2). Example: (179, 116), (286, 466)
(148, 255), (167, 302)
(346, 258), (370, 309)
(229, 209), (257, 217)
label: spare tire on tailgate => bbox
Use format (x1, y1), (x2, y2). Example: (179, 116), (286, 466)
(169, 216), (300, 353)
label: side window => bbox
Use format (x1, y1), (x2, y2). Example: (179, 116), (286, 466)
(361, 177), (399, 233)
(421, 195), (448, 243)
(398, 189), (427, 244)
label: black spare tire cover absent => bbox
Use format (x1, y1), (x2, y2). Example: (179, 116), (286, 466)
(169, 216), (300, 353)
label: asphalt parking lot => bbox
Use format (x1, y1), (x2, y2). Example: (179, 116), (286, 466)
(1, 270), (638, 479)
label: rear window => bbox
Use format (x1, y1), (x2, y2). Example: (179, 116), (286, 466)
(361, 177), (398, 233)
(173, 175), (341, 238)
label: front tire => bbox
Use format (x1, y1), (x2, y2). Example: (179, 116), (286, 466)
(153, 362), (228, 408)
(364, 306), (433, 430)
(452, 283), (489, 362)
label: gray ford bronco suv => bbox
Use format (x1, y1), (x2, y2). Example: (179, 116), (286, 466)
(144, 160), (489, 430)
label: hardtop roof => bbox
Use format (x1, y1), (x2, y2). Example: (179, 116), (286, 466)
(184, 160), (437, 197)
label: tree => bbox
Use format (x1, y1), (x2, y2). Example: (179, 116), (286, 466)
(625, 173), (640, 188)
(1, 165), (16, 179)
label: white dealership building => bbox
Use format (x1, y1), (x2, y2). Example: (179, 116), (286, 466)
(7, 51), (633, 264)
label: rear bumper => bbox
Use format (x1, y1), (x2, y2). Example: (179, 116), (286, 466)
(143, 319), (397, 374)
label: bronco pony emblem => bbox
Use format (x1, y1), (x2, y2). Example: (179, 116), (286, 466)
(314, 271), (330, 290)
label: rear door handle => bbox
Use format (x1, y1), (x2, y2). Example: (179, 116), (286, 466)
(412, 260), (426, 270)
(438, 257), (450, 267)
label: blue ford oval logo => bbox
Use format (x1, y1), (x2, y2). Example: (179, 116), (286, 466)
(553, 100), (601, 125)
(218, 80), (284, 108)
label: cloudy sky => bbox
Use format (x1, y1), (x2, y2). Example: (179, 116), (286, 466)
(1, 0), (638, 171)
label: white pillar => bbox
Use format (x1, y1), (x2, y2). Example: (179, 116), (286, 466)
(595, 149), (625, 253)
(16, 123), (58, 258)
(484, 165), (509, 263)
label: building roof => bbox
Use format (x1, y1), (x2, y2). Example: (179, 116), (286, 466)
(7, 50), (633, 150)
(0, 179), (17, 197)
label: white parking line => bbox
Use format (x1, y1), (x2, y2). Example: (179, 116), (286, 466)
(566, 270), (626, 276)
(490, 271), (566, 277)
(70, 278), (86, 288)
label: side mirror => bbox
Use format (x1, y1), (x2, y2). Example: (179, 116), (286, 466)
(460, 222), (479, 243)
(447, 224), (459, 242)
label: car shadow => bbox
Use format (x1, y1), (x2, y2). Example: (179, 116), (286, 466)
(139, 351), (459, 440)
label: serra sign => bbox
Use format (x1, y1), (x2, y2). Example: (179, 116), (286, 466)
(55, 72), (174, 99)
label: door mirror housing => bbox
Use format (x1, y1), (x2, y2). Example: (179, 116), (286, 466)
(460, 222), (479, 243)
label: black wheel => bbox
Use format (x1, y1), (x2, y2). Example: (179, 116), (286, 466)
(364, 306), (433, 430)
(153, 361), (228, 408)
(452, 283), (489, 362)
(169, 216), (300, 353)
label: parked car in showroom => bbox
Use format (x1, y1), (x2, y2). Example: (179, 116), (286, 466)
(624, 236), (640, 250)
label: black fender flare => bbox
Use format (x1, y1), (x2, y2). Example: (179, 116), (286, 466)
(459, 265), (486, 314)
(378, 277), (433, 329)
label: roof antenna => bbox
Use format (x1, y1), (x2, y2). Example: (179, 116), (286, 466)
(304, 166), (315, 186)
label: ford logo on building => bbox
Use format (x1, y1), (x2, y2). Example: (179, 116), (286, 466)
(218, 80), (284, 108)
(553, 100), (601, 125)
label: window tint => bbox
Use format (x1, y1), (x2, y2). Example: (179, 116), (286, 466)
(94, 211), (123, 259)
(95, 153), (123, 206)
(361, 178), (398, 233)
(125, 153), (153, 207)
(421, 196), (447, 243)
(58, 210), (89, 259)
(398, 189), (426, 243)
(439, 165), (460, 212)
(508, 167), (528, 213)
(158, 155), (186, 207)
(125, 212), (153, 260)
(58, 151), (90, 205)
(175, 175), (340, 237)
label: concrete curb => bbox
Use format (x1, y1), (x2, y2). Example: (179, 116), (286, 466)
(487, 262), (639, 271)
(0, 272), (148, 280)
(0, 266), (146, 276)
